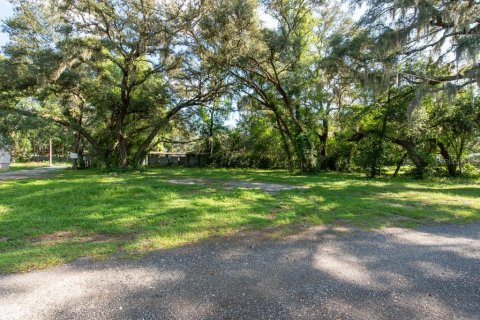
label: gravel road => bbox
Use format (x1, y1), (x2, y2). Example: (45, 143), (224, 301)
(166, 178), (309, 192)
(0, 223), (479, 320)
(0, 166), (67, 181)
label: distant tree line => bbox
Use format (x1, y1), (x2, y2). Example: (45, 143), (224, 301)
(0, 0), (479, 177)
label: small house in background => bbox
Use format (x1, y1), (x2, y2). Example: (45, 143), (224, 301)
(466, 153), (480, 165)
(146, 152), (208, 167)
(0, 149), (11, 170)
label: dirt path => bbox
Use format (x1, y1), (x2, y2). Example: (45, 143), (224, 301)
(167, 178), (309, 192)
(0, 166), (67, 181)
(0, 223), (478, 319)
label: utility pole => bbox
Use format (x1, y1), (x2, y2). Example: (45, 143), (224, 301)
(49, 138), (53, 167)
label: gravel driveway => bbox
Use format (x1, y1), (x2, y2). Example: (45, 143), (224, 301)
(0, 224), (479, 320)
(0, 166), (67, 181)
(166, 178), (309, 192)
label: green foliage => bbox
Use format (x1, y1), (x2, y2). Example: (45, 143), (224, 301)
(0, 0), (479, 177)
(1, 0), (226, 168)
(353, 135), (385, 177)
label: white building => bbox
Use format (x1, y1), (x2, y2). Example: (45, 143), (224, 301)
(0, 149), (11, 170)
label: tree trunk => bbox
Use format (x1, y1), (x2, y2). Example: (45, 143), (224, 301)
(132, 117), (170, 167)
(393, 153), (408, 178)
(116, 68), (131, 169)
(432, 139), (457, 177)
(270, 106), (294, 172)
(369, 86), (390, 178)
(456, 138), (465, 175)
(392, 138), (427, 178)
(318, 118), (329, 169)
(118, 130), (128, 168)
(278, 125), (294, 172)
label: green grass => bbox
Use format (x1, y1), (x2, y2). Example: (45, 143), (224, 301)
(0, 168), (479, 273)
(1, 162), (70, 172)
(1, 162), (48, 172)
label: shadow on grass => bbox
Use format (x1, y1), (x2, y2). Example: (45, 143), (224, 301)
(0, 168), (479, 273)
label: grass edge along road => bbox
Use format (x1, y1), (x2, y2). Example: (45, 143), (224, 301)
(0, 162), (70, 173)
(0, 168), (479, 273)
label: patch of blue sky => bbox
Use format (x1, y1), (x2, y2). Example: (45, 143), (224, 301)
(0, 0), (13, 48)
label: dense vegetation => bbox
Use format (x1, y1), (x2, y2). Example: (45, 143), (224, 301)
(0, 0), (479, 178)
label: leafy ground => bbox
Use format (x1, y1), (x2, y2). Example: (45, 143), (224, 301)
(0, 168), (479, 273)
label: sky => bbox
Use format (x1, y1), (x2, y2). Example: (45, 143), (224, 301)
(0, 1), (365, 48)
(0, 0), (12, 47)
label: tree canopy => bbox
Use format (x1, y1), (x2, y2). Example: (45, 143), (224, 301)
(1, 0), (479, 177)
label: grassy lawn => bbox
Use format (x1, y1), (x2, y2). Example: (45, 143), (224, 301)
(1, 162), (49, 172)
(0, 162), (70, 172)
(0, 168), (479, 273)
